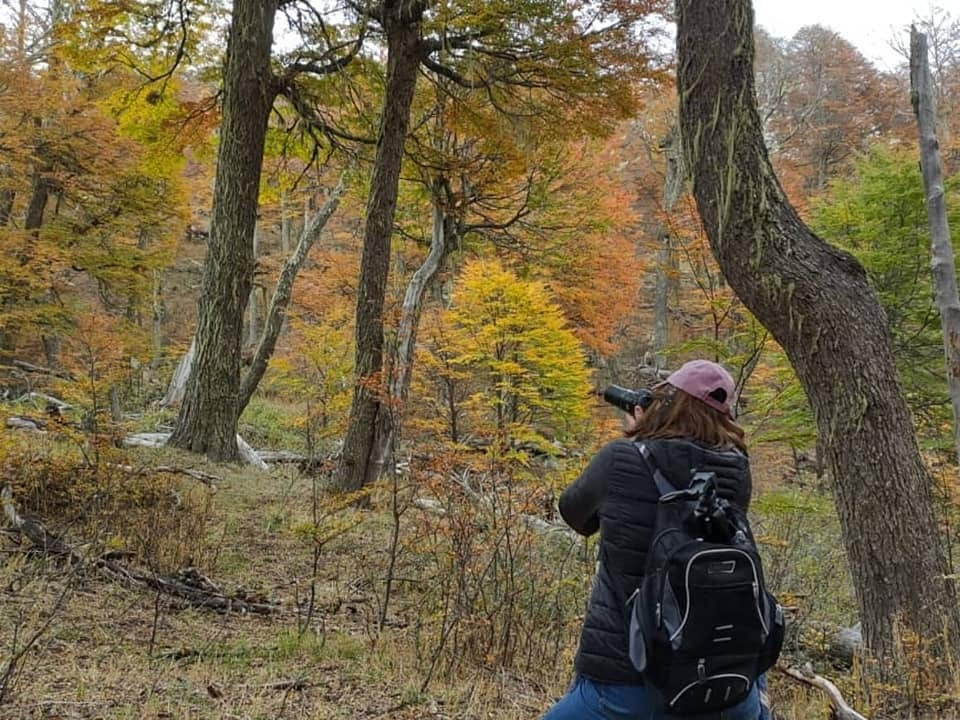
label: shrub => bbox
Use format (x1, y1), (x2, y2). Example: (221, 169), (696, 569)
(0, 431), (213, 572)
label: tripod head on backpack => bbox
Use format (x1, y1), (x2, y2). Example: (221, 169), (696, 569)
(686, 471), (745, 544)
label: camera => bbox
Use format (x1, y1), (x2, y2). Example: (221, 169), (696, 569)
(601, 385), (654, 414)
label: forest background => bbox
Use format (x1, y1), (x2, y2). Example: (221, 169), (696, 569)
(1, 1), (960, 718)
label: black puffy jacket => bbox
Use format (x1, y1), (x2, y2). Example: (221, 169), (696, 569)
(559, 436), (752, 683)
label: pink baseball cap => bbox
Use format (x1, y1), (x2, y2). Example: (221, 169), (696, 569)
(664, 360), (736, 416)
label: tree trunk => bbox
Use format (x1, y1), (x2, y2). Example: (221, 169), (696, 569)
(333, 6), (423, 491)
(676, 0), (960, 673)
(109, 385), (123, 422)
(280, 190), (291, 254)
(27, 172), (60, 369)
(24, 172), (49, 231)
(651, 233), (670, 369)
(911, 28), (960, 467)
(0, 165), (14, 226)
(41, 335), (60, 369)
(369, 199), (447, 478)
(246, 223), (260, 347)
(151, 269), (164, 368)
(238, 171), (348, 413)
(651, 127), (684, 370)
(167, 0), (278, 462)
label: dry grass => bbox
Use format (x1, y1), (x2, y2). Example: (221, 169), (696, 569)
(0, 445), (573, 719)
(0, 436), (863, 719)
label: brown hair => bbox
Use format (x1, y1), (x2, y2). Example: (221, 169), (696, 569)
(627, 384), (747, 452)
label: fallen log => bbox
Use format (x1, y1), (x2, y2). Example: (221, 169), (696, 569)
(412, 472), (582, 548)
(1, 485), (77, 560)
(7, 360), (75, 381)
(110, 464), (221, 490)
(96, 559), (276, 615)
(257, 450), (310, 464)
(124, 433), (169, 449)
(124, 432), (268, 471)
(2, 485), (277, 615)
(448, 470), (581, 543)
(15, 392), (71, 410)
(776, 664), (869, 720)
(236, 434), (268, 471)
(6, 416), (46, 432)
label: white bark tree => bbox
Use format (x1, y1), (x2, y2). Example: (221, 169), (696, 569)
(369, 197), (448, 477)
(911, 26), (960, 466)
(159, 337), (196, 408)
(237, 171), (348, 413)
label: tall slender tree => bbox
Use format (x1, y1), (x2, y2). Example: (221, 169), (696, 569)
(334, 0), (425, 489)
(911, 27), (960, 467)
(167, 1), (279, 460)
(164, 3), (364, 461)
(333, 0), (666, 490)
(676, 0), (960, 675)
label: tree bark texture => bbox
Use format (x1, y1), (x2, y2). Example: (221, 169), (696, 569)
(676, 0), (960, 670)
(168, 0), (278, 462)
(238, 171), (348, 413)
(911, 28), (960, 468)
(333, 6), (423, 491)
(246, 223), (260, 347)
(369, 200), (448, 479)
(24, 171), (49, 231)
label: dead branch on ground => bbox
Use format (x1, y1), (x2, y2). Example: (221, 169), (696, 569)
(1, 486), (78, 560)
(2, 485), (277, 615)
(5, 360), (75, 381)
(776, 664), (870, 720)
(109, 463), (221, 489)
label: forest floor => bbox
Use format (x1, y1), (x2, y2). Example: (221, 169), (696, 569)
(0, 446), (568, 720)
(0, 439), (841, 719)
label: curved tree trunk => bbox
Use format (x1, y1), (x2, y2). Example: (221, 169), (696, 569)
(369, 199), (448, 479)
(168, 0), (278, 462)
(238, 171), (348, 413)
(676, 0), (960, 672)
(333, 5), (423, 491)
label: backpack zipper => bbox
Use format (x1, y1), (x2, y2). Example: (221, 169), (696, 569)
(668, 673), (750, 709)
(753, 581), (769, 635)
(656, 539), (703, 626)
(670, 548), (763, 642)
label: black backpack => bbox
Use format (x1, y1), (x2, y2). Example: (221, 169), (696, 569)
(627, 442), (784, 716)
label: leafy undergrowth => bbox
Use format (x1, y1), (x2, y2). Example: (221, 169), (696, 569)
(0, 439), (848, 719)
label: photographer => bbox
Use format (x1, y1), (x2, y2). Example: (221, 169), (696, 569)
(542, 360), (770, 720)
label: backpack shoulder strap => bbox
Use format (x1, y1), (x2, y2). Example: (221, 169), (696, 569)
(633, 441), (678, 497)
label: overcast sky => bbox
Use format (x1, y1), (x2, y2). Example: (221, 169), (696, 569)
(752, 0), (941, 72)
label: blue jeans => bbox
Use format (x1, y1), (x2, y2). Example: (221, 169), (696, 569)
(542, 674), (771, 720)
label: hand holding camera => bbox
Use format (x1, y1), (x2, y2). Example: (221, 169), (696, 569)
(601, 385), (655, 432)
